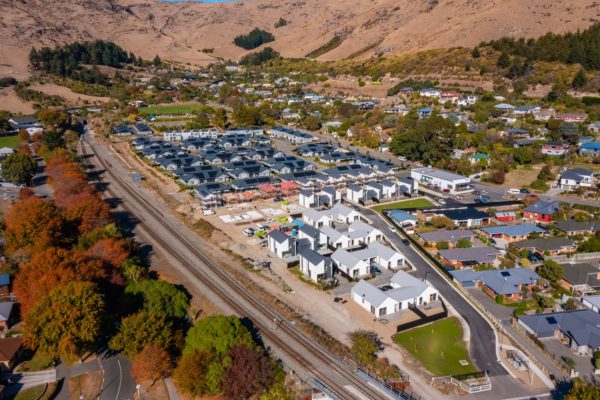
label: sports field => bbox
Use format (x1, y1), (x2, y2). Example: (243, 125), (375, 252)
(138, 104), (203, 116)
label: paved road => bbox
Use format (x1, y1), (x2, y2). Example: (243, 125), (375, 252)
(99, 353), (136, 400)
(355, 202), (507, 377)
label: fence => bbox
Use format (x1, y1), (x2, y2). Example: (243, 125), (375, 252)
(356, 369), (422, 400)
(450, 371), (491, 393)
(549, 252), (600, 263)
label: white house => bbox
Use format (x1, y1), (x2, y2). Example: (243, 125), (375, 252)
(303, 204), (361, 228)
(268, 230), (298, 259)
(321, 226), (352, 249)
(298, 248), (333, 283)
(351, 270), (439, 317)
(352, 241), (406, 270)
(411, 167), (472, 194)
(298, 224), (329, 252)
(346, 184), (364, 203)
(559, 168), (594, 191)
(583, 296), (600, 313)
(331, 248), (371, 278)
(299, 190), (316, 208)
(319, 187), (341, 205)
(419, 88), (441, 98)
(347, 220), (383, 246)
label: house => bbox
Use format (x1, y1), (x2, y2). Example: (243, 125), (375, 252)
(0, 302), (15, 331)
(347, 220), (383, 246)
(419, 229), (473, 247)
(0, 337), (23, 372)
(555, 112), (588, 122)
(268, 230), (303, 259)
(297, 224), (329, 252)
(439, 91), (459, 104)
(0, 275), (9, 297)
(8, 115), (41, 131)
(438, 246), (502, 269)
(494, 103), (515, 113)
(554, 220), (600, 237)
(512, 237), (577, 257)
(588, 122), (600, 134)
(518, 310), (600, 355)
(397, 177), (415, 195)
(430, 208), (491, 228)
(419, 88), (441, 98)
(417, 107), (433, 118)
(495, 212), (516, 222)
(541, 142), (571, 156)
(270, 126), (316, 144)
(451, 268), (540, 301)
(346, 184), (365, 204)
(411, 167), (472, 194)
(388, 210), (418, 234)
(331, 248), (371, 278)
(559, 168), (594, 190)
(522, 201), (560, 223)
(298, 248), (333, 283)
(582, 296), (600, 313)
(558, 263), (600, 294)
(351, 270), (439, 317)
(481, 224), (547, 243)
(579, 141), (600, 157)
(513, 105), (540, 116)
(468, 153), (490, 165)
(502, 129), (530, 140)
(320, 226), (352, 249)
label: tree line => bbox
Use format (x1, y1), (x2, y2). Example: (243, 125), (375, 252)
(483, 23), (600, 71)
(28, 41), (139, 85)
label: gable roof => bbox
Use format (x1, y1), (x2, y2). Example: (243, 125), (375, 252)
(482, 224), (546, 237)
(268, 230), (289, 244)
(451, 268), (540, 295)
(561, 168), (593, 182)
(554, 220), (600, 234)
(519, 310), (600, 349)
(352, 279), (390, 307)
(0, 337), (22, 362)
(0, 302), (13, 322)
(512, 237), (576, 252)
(437, 208), (490, 221)
(419, 229), (473, 244)
(299, 248), (328, 266)
(438, 246), (501, 264)
(561, 263), (600, 286)
(523, 201), (560, 215)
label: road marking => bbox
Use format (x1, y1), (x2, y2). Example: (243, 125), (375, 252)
(115, 359), (123, 400)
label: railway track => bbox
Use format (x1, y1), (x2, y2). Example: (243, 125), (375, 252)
(81, 136), (397, 400)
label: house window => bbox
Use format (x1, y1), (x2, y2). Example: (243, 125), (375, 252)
(430, 293), (437, 302)
(380, 307), (387, 316)
(370, 305), (375, 314)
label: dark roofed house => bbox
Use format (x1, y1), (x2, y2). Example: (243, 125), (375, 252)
(433, 208), (491, 227)
(8, 115), (40, 130)
(554, 220), (600, 237)
(512, 237), (577, 256)
(481, 224), (547, 243)
(451, 268), (540, 301)
(518, 310), (600, 355)
(438, 246), (502, 269)
(522, 201), (560, 223)
(418, 229), (473, 247)
(558, 263), (600, 294)
(0, 337), (23, 371)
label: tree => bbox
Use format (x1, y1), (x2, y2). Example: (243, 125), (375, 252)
(489, 170), (506, 184)
(152, 55), (162, 66)
(572, 69), (587, 89)
(14, 247), (103, 315)
(578, 235), (600, 253)
(347, 330), (379, 368)
(564, 298), (578, 311)
(536, 294), (554, 309)
(62, 192), (110, 234)
(537, 165), (554, 181)
(303, 115), (321, 131)
(85, 238), (131, 269)
(223, 345), (275, 400)
(131, 344), (172, 386)
(184, 315), (255, 356)
(4, 196), (67, 255)
(536, 260), (565, 282)
(125, 280), (190, 319)
(437, 241), (449, 250)
(121, 257), (148, 284)
(37, 109), (69, 129)
(497, 52), (510, 68)
(471, 47), (481, 58)
(565, 378), (600, 399)
(173, 350), (223, 397)
(109, 311), (173, 357)
(456, 238), (472, 248)
(23, 282), (105, 359)
(233, 28), (275, 50)
(213, 108), (228, 128)
(1, 153), (37, 185)
(513, 146), (533, 164)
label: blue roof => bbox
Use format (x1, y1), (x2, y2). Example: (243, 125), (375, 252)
(388, 210), (417, 223)
(418, 107), (433, 113)
(580, 141), (600, 150)
(482, 224), (546, 237)
(505, 128), (529, 134)
(451, 268), (540, 295)
(523, 200), (559, 215)
(519, 310), (600, 349)
(0, 274), (9, 287)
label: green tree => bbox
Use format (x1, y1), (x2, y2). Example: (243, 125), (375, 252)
(497, 52), (510, 68)
(564, 298), (578, 311)
(184, 315), (255, 356)
(572, 69), (587, 89)
(578, 234), (600, 253)
(303, 115), (321, 131)
(437, 241), (449, 250)
(121, 257), (148, 284)
(565, 378), (600, 399)
(153, 55), (162, 66)
(536, 294), (555, 309)
(536, 260), (565, 282)
(1, 153), (37, 185)
(173, 350), (223, 397)
(347, 330), (379, 368)
(512, 147), (533, 164)
(429, 216), (455, 229)
(537, 165), (554, 181)
(23, 281), (105, 359)
(109, 311), (173, 357)
(471, 47), (481, 58)
(125, 279), (190, 319)
(456, 238), (472, 248)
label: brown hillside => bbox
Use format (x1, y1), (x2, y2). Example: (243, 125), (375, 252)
(0, 0), (598, 77)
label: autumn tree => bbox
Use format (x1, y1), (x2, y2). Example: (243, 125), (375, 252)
(85, 238), (131, 269)
(14, 247), (104, 315)
(223, 345), (275, 400)
(109, 311), (173, 356)
(184, 315), (255, 356)
(565, 379), (600, 399)
(173, 350), (223, 397)
(62, 192), (110, 234)
(131, 344), (172, 386)
(4, 196), (67, 255)
(429, 216), (455, 230)
(348, 330), (379, 368)
(1, 153), (37, 185)
(45, 156), (90, 203)
(23, 281), (105, 359)
(125, 279), (190, 319)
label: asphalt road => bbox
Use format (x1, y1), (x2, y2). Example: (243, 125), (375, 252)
(99, 353), (136, 400)
(355, 203), (508, 377)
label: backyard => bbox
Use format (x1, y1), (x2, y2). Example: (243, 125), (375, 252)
(0, 135), (21, 148)
(138, 104), (204, 116)
(393, 317), (476, 376)
(371, 198), (434, 213)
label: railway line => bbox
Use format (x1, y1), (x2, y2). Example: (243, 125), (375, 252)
(80, 135), (403, 400)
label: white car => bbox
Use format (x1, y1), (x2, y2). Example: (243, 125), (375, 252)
(438, 199), (446, 205)
(202, 208), (215, 216)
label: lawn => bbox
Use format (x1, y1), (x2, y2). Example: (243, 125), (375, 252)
(371, 198), (434, 213)
(393, 317), (476, 376)
(12, 383), (57, 400)
(138, 104), (203, 116)
(19, 351), (54, 372)
(0, 135), (21, 148)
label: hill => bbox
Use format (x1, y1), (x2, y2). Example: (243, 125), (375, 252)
(0, 0), (598, 77)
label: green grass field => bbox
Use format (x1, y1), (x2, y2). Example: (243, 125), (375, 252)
(371, 198), (434, 213)
(393, 317), (476, 376)
(138, 104), (203, 116)
(0, 135), (21, 148)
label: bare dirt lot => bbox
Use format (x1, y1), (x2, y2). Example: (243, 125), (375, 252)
(29, 83), (111, 105)
(0, 87), (35, 114)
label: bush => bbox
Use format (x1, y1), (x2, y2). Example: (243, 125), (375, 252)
(495, 295), (504, 304)
(233, 28), (275, 50)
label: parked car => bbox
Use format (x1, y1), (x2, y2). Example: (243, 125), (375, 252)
(520, 188), (531, 194)
(242, 228), (255, 237)
(438, 199), (446, 205)
(202, 208), (215, 216)
(401, 238), (410, 246)
(273, 197), (283, 202)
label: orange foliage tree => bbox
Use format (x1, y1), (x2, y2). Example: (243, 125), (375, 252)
(4, 196), (67, 255)
(63, 192), (110, 234)
(85, 238), (131, 270)
(131, 344), (173, 386)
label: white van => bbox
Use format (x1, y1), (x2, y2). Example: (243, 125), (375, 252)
(505, 188), (520, 196)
